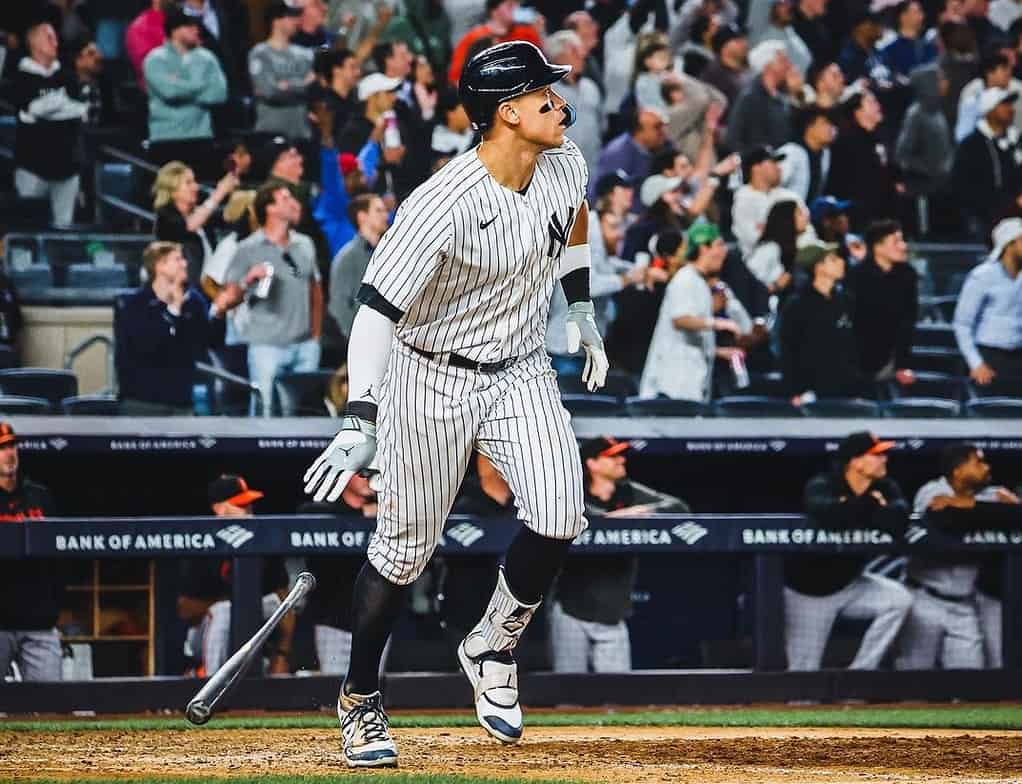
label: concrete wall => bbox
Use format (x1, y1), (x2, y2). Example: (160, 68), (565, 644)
(21, 307), (114, 395)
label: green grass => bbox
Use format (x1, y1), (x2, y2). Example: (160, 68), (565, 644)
(25, 777), (574, 784)
(4, 705), (1022, 732)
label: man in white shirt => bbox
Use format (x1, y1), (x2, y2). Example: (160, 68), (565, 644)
(640, 223), (740, 401)
(732, 145), (799, 255)
(990, 0), (1022, 31)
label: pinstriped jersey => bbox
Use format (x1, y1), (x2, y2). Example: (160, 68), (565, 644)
(361, 138), (589, 362)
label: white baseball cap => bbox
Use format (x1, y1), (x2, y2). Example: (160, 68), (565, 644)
(748, 40), (786, 75)
(357, 73), (403, 101)
(640, 174), (683, 207)
(978, 86), (1019, 116)
(991, 217), (1022, 258)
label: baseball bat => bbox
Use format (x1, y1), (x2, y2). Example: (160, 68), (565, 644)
(185, 571), (317, 725)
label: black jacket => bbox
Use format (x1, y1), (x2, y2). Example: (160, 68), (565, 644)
(826, 123), (898, 231)
(847, 257), (918, 377)
(0, 478), (62, 630)
(780, 284), (869, 398)
(114, 286), (222, 407)
(9, 56), (84, 180)
(785, 472), (908, 596)
(952, 125), (1022, 235)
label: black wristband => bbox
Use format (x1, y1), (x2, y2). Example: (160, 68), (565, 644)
(346, 400), (378, 424)
(561, 267), (590, 304)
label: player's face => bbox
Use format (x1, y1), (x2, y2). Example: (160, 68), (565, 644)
(858, 453), (888, 480)
(0, 443), (18, 481)
(962, 451), (993, 486)
(511, 86), (572, 148)
(215, 501), (254, 517)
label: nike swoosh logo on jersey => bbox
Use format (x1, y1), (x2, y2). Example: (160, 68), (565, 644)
(479, 215), (498, 229)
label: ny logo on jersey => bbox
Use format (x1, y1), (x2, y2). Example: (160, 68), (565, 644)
(546, 207), (574, 258)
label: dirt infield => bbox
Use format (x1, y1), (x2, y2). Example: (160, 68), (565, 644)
(3, 725), (1021, 783)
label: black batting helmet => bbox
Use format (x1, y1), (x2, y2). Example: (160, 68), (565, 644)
(459, 41), (571, 131)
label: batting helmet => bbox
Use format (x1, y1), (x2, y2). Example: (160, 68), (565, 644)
(459, 41), (571, 131)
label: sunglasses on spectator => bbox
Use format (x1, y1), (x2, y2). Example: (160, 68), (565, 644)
(281, 251), (300, 277)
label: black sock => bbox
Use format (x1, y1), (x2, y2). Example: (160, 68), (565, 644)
(343, 561), (408, 696)
(502, 526), (573, 605)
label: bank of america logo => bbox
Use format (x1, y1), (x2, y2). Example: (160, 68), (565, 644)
(446, 522), (485, 547)
(905, 525), (928, 544)
(672, 522), (708, 545)
(216, 524), (254, 548)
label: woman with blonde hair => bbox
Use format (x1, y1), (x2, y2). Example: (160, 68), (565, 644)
(152, 160), (238, 285)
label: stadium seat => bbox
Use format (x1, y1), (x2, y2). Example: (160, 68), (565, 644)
(912, 323), (956, 349)
(9, 264), (52, 292)
(61, 395), (120, 416)
(65, 263), (130, 289)
(713, 395), (804, 418)
(965, 398), (1022, 418)
(888, 372), (967, 401)
(625, 396), (710, 417)
(0, 395), (51, 414)
(944, 271), (969, 296)
(0, 369), (77, 404)
(745, 371), (786, 397)
(918, 295), (957, 323)
(802, 398), (882, 418)
(205, 346), (251, 415)
(968, 376), (1022, 399)
(0, 346), (18, 370)
(909, 347), (967, 376)
(560, 394), (624, 416)
(558, 369), (638, 401)
(273, 371), (334, 416)
(883, 399), (961, 418)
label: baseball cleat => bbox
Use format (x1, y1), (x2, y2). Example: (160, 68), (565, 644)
(458, 633), (524, 744)
(337, 690), (398, 768)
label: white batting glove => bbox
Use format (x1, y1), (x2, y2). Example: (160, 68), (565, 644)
(303, 415), (378, 503)
(565, 300), (609, 392)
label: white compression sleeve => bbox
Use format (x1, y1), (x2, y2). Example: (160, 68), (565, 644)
(346, 304), (395, 414)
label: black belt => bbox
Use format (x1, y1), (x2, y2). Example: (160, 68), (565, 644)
(408, 344), (519, 373)
(907, 578), (973, 603)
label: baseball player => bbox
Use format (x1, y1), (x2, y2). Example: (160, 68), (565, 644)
(304, 41), (607, 768)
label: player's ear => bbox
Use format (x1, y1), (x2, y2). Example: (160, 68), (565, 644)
(496, 100), (520, 127)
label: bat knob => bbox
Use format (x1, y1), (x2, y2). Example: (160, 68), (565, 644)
(297, 572), (317, 592)
(186, 699), (211, 725)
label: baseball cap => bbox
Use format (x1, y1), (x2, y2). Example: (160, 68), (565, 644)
(741, 144), (786, 179)
(358, 73), (403, 101)
(639, 174), (683, 207)
(580, 437), (630, 462)
(748, 40), (786, 74)
(595, 169), (634, 198)
(837, 431), (895, 465)
(258, 135), (298, 179)
(712, 23), (745, 54)
(810, 195), (853, 223)
(794, 239), (840, 269)
(164, 8), (201, 36)
(208, 475), (264, 507)
(686, 221), (721, 253)
(0, 423), (16, 447)
(991, 216), (1022, 259)
(265, 0), (301, 26)
(338, 152), (360, 176)
(979, 86), (1019, 116)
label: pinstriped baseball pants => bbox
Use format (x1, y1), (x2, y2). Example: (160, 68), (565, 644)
(367, 341), (587, 585)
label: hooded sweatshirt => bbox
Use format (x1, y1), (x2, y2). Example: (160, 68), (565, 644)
(895, 63), (954, 195)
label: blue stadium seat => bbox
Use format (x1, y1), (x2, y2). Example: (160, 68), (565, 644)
(9, 264), (52, 292)
(625, 396), (710, 417)
(968, 376), (1022, 399)
(745, 371), (786, 397)
(713, 396), (804, 418)
(909, 347), (967, 376)
(888, 372), (967, 401)
(965, 398), (1022, 418)
(66, 263), (130, 289)
(883, 399), (961, 418)
(205, 345), (251, 415)
(273, 371), (334, 416)
(912, 323), (956, 349)
(560, 394), (624, 416)
(0, 395), (50, 414)
(61, 395), (120, 416)
(0, 369), (77, 404)
(803, 398), (882, 418)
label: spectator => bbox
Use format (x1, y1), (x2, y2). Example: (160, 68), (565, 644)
(778, 105), (836, 203)
(792, 0), (835, 65)
(955, 50), (1022, 142)
(114, 241), (234, 415)
(725, 40), (795, 154)
(837, 10), (885, 84)
(592, 170), (636, 219)
(640, 223), (737, 401)
(731, 145), (796, 256)
(329, 193), (389, 344)
(780, 240), (871, 401)
(897, 445), (1020, 670)
(564, 10), (603, 91)
(68, 36), (106, 128)
(126, 0), (170, 88)
(895, 63), (954, 202)
(784, 431), (912, 671)
(143, 10), (227, 157)
(699, 23), (749, 113)
(755, 0), (813, 76)
(225, 182), (323, 416)
(621, 173), (690, 261)
(447, 0), (543, 85)
(965, 0), (1001, 52)
(848, 220), (918, 384)
(431, 87), (474, 167)
(592, 108), (668, 207)
(633, 37), (675, 112)
(312, 47), (360, 147)
(673, 0), (740, 45)
(952, 87), (1022, 239)
(746, 199), (805, 294)
(153, 160), (240, 286)
(380, 0), (453, 75)
(991, 0), (1022, 30)
(201, 189), (258, 348)
(181, 0), (246, 90)
(938, 21), (981, 127)
(293, 0), (336, 49)
(825, 89), (901, 231)
(178, 476), (294, 676)
(9, 20), (87, 228)
(0, 423), (61, 681)
(664, 75), (728, 169)
(551, 438), (689, 674)
(806, 59), (846, 108)
(679, 13), (719, 78)
(810, 195), (866, 260)
(338, 73), (404, 158)
(250, 1), (315, 142)
(709, 270), (764, 394)
(546, 31), (604, 178)
(953, 217), (1022, 387)
(881, 1), (939, 78)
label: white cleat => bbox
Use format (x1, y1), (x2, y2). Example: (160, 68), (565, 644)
(458, 633), (524, 744)
(337, 690), (398, 768)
